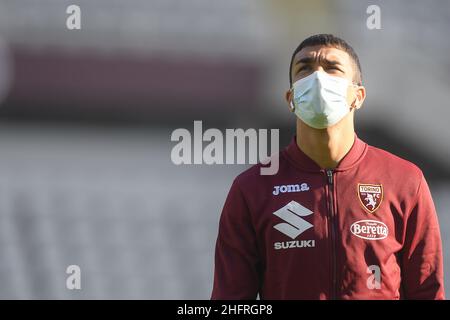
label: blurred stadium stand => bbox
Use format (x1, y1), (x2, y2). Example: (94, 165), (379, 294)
(0, 124), (237, 298)
(0, 0), (448, 298)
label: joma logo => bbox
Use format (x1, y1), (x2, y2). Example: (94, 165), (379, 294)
(272, 183), (310, 195)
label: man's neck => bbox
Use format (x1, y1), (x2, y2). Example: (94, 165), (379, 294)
(296, 116), (356, 170)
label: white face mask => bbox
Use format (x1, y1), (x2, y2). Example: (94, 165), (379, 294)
(291, 71), (353, 129)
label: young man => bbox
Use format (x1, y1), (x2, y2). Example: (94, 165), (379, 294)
(211, 34), (445, 300)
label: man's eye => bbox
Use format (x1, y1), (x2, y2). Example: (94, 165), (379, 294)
(297, 66), (310, 73)
(328, 66), (342, 71)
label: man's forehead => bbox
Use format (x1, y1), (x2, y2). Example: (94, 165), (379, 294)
(293, 45), (351, 63)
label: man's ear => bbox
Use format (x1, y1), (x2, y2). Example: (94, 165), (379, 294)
(285, 89), (295, 112)
(353, 85), (366, 110)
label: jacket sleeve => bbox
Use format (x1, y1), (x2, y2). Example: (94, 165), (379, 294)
(211, 179), (262, 300)
(401, 173), (445, 299)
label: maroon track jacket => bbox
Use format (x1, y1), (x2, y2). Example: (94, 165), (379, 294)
(211, 134), (445, 300)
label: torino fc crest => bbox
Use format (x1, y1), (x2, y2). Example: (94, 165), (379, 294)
(358, 184), (383, 214)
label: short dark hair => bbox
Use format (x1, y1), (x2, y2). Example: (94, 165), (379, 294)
(289, 34), (362, 86)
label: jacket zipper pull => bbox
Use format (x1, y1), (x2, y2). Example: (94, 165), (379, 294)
(326, 169), (334, 185)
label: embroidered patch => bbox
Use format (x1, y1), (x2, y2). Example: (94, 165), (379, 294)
(357, 184), (383, 214)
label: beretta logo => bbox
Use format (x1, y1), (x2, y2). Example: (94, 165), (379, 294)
(350, 220), (388, 240)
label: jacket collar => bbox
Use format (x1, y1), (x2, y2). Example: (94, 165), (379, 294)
(284, 133), (368, 172)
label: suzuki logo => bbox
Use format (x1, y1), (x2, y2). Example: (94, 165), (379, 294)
(273, 201), (313, 239)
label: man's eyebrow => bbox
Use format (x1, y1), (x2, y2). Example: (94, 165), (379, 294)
(295, 57), (343, 66)
(322, 59), (343, 66)
(294, 57), (315, 65)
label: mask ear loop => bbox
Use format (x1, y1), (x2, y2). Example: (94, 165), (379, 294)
(349, 84), (359, 111)
(289, 100), (295, 112)
(289, 88), (295, 112)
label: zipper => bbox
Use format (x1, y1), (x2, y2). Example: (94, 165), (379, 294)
(326, 169), (338, 299)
